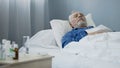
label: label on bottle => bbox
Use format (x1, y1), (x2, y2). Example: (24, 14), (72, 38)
(10, 48), (15, 58)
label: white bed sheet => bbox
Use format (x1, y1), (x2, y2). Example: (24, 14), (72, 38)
(19, 32), (120, 68)
(20, 45), (120, 68)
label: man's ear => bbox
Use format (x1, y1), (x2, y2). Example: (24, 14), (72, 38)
(69, 23), (74, 28)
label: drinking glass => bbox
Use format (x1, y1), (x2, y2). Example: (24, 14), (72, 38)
(22, 36), (30, 54)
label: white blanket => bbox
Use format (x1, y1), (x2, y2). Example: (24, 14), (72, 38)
(63, 32), (120, 62)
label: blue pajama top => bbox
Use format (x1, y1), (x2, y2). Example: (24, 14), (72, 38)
(62, 26), (93, 48)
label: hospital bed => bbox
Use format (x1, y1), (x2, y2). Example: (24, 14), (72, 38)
(20, 14), (120, 68)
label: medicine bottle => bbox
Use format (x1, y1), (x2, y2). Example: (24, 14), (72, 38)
(13, 44), (19, 60)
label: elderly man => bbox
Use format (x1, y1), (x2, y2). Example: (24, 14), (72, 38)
(62, 11), (107, 48)
(61, 11), (93, 48)
(62, 11), (111, 48)
(61, 11), (105, 48)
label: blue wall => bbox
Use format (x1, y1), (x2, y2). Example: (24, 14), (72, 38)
(49, 0), (120, 31)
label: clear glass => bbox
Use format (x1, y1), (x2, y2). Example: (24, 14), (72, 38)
(22, 36), (30, 54)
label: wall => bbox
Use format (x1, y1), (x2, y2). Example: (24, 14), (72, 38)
(0, 0), (49, 46)
(49, 0), (120, 31)
(9, 0), (31, 46)
(0, 0), (9, 40)
(0, 0), (31, 47)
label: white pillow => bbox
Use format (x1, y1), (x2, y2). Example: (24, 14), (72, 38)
(50, 19), (72, 48)
(25, 29), (58, 49)
(50, 13), (96, 48)
(85, 13), (96, 27)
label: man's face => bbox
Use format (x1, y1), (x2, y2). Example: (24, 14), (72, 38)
(70, 12), (87, 28)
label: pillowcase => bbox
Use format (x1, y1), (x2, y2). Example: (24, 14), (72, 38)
(50, 13), (96, 48)
(85, 13), (96, 27)
(50, 19), (72, 48)
(25, 29), (58, 49)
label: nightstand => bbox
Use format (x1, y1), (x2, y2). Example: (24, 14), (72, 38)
(0, 54), (53, 68)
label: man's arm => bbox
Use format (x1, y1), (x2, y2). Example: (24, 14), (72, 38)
(87, 29), (105, 35)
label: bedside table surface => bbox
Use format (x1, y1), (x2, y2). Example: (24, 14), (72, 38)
(0, 54), (52, 64)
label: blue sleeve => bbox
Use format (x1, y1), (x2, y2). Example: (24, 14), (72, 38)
(61, 31), (73, 48)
